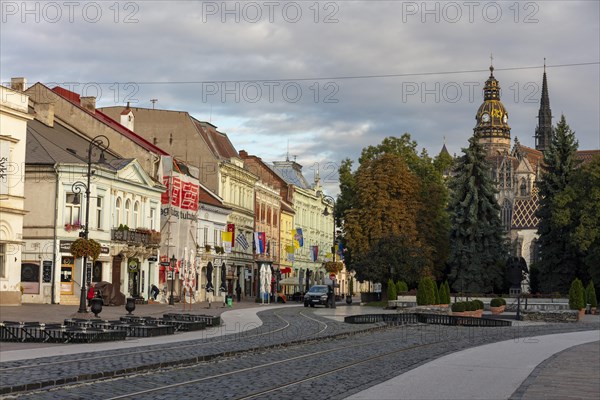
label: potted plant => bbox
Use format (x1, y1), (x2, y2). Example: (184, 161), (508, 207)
(346, 279), (354, 304)
(204, 244), (212, 253)
(586, 280), (597, 315)
(451, 301), (467, 316)
(569, 278), (586, 319)
(70, 238), (101, 261)
(490, 297), (506, 314)
(472, 299), (484, 317)
(324, 261), (344, 274)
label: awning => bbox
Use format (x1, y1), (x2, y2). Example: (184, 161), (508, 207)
(280, 267), (292, 274)
(279, 277), (301, 286)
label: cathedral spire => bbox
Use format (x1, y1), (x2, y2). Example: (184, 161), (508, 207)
(535, 58), (553, 152)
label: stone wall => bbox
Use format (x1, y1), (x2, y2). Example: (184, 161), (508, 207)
(520, 310), (579, 323)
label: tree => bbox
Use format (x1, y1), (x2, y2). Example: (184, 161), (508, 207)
(566, 155), (600, 285)
(342, 134), (450, 284)
(387, 279), (397, 301)
(344, 153), (424, 284)
(586, 280), (597, 308)
(535, 115), (580, 294)
(568, 278), (585, 310)
(447, 137), (507, 293)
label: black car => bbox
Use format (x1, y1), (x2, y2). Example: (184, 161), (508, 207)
(303, 285), (330, 307)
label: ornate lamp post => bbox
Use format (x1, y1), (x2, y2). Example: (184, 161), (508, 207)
(72, 135), (109, 313)
(322, 194), (337, 309)
(169, 255), (176, 305)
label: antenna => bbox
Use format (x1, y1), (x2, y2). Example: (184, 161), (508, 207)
(286, 138), (290, 161)
(150, 99), (158, 109)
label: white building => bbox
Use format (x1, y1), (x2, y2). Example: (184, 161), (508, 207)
(0, 81), (33, 305)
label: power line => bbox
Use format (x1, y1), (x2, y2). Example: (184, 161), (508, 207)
(44, 61), (599, 86)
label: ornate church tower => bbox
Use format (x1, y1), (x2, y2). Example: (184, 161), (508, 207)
(534, 62), (553, 152)
(474, 64), (511, 155)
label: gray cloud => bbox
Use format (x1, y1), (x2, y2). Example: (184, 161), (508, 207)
(2, 0), (598, 196)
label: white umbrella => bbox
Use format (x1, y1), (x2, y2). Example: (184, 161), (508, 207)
(260, 264), (267, 296)
(265, 266), (272, 299)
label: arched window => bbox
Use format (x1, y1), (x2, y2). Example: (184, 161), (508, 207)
(530, 239), (539, 265)
(115, 197), (122, 227)
(125, 199), (131, 227)
(133, 201), (140, 229)
(501, 199), (512, 231)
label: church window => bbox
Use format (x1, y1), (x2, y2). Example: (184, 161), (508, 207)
(501, 199), (512, 231)
(520, 179), (527, 196)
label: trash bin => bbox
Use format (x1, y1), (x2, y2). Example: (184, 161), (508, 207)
(226, 295), (233, 307)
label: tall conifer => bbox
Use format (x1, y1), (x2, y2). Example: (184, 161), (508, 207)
(535, 115), (580, 293)
(447, 137), (506, 293)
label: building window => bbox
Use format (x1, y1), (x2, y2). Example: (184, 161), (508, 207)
(125, 199), (131, 227)
(115, 197), (122, 227)
(501, 199), (512, 231)
(520, 179), (527, 196)
(530, 239), (539, 265)
(203, 227), (208, 245)
(96, 196), (103, 230)
(150, 208), (156, 230)
(0, 243), (6, 278)
(64, 193), (81, 225)
(133, 201), (140, 229)
(214, 229), (219, 245)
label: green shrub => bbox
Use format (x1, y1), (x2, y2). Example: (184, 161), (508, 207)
(439, 281), (451, 304)
(490, 298), (503, 307)
(586, 280), (597, 308)
(568, 278), (585, 310)
(417, 276), (437, 305)
(396, 280), (408, 294)
(387, 279), (397, 301)
(465, 301), (476, 311)
(473, 299), (484, 310)
(499, 297), (506, 306)
(433, 280), (440, 304)
(451, 302), (466, 312)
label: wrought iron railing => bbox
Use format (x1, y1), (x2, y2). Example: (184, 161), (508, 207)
(111, 228), (161, 246)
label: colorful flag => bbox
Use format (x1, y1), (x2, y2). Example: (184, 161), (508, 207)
(236, 233), (249, 250)
(221, 231), (232, 253)
(227, 224), (235, 246)
(295, 228), (303, 247)
(310, 245), (319, 262)
(254, 232), (266, 254)
(285, 245), (295, 254)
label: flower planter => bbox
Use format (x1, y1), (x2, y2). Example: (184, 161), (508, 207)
(438, 304), (449, 308)
(592, 307), (597, 315)
(578, 308), (585, 319)
(490, 305), (505, 315)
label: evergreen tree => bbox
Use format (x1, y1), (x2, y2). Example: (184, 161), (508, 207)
(447, 137), (507, 293)
(566, 155), (600, 285)
(387, 279), (397, 301)
(536, 115), (580, 294)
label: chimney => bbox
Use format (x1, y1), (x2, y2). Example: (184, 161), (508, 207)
(11, 77), (27, 92)
(120, 102), (134, 131)
(80, 96), (96, 113)
(35, 103), (55, 127)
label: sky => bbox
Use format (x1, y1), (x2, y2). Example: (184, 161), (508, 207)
(2, 0), (599, 195)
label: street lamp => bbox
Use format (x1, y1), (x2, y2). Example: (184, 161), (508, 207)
(72, 135), (110, 314)
(322, 194), (337, 309)
(169, 255), (176, 305)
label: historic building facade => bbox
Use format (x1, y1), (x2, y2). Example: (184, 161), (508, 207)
(471, 64), (599, 291)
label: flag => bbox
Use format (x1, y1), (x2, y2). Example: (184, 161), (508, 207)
(295, 228), (303, 247)
(310, 245), (319, 262)
(221, 231), (232, 253)
(227, 224), (235, 246)
(287, 252), (295, 262)
(285, 245), (295, 254)
(236, 233), (249, 250)
(254, 232), (266, 254)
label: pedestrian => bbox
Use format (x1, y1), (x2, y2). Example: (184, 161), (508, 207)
(87, 285), (95, 306)
(150, 284), (159, 300)
(236, 285), (242, 302)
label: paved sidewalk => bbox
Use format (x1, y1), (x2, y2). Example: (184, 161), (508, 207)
(347, 330), (600, 400)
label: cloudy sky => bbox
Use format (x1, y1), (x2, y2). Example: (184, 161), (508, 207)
(2, 0), (598, 194)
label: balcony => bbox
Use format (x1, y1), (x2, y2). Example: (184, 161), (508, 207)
(111, 228), (161, 247)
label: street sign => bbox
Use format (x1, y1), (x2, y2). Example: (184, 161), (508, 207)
(160, 261), (171, 267)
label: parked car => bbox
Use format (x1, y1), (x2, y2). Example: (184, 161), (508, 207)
(304, 285), (330, 307)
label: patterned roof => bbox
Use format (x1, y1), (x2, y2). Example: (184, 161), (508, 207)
(512, 186), (540, 229)
(576, 150), (600, 165)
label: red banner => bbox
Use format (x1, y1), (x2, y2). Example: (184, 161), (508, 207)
(227, 224), (235, 246)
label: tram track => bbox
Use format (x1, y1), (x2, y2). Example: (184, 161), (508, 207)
(0, 308), (383, 396)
